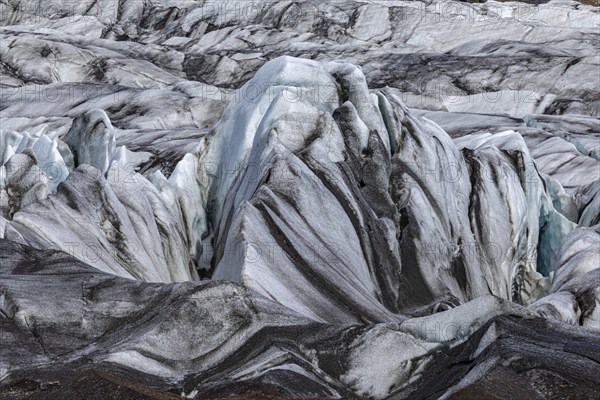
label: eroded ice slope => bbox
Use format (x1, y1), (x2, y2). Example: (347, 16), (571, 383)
(2, 54), (598, 399)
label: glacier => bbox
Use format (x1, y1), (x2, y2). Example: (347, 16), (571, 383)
(0, 0), (599, 399)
